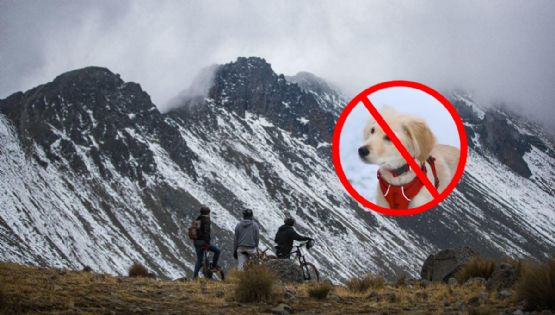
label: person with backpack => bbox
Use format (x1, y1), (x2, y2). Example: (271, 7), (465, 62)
(190, 206), (221, 279)
(274, 217), (313, 259)
(233, 209), (260, 270)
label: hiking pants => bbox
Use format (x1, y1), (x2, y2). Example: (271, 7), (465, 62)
(193, 240), (220, 278)
(236, 246), (256, 271)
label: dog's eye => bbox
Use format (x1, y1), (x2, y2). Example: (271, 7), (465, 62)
(383, 135), (390, 141)
(370, 127), (375, 134)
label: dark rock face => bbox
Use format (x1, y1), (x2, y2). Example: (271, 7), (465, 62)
(263, 259), (304, 283)
(0, 66), (201, 276)
(420, 247), (477, 281)
(1, 57), (555, 281)
(479, 111), (532, 178)
(0, 66), (197, 183)
(285, 71), (345, 116)
(486, 263), (517, 291)
(178, 57), (337, 147)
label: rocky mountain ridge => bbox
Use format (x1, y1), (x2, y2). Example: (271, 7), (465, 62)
(1, 57), (554, 281)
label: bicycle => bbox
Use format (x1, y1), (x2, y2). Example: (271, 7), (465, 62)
(241, 247), (274, 268)
(200, 245), (225, 280)
(289, 240), (320, 282)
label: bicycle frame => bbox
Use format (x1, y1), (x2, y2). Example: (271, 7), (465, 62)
(290, 243), (314, 281)
(201, 246), (224, 280)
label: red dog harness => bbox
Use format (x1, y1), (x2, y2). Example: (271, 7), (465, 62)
(377, 156), (440, 209)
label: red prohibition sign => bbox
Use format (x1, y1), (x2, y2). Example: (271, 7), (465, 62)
(332, 80), (468, 216)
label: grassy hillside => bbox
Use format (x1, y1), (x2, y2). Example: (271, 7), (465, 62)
(0, 262), (526, 314)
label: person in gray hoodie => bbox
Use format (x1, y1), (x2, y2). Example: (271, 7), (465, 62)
(233, 209), (260, 270)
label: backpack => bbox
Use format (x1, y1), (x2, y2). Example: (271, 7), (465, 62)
(188, 219), (202, 240)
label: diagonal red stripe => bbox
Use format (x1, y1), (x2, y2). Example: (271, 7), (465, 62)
(359, 96), (440, 198)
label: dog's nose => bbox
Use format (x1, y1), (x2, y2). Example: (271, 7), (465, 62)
(358, 146), (370, 158)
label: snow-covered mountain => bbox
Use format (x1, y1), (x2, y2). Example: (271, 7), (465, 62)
(1, 57), (554, 281)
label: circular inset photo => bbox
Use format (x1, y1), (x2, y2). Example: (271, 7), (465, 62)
(332, 81), (468, 216)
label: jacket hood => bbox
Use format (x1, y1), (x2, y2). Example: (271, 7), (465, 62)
(278, 224), (292, 232)
(237, 219), (255, 229)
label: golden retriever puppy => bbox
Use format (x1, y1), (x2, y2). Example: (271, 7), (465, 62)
(358, 107), (459, 209)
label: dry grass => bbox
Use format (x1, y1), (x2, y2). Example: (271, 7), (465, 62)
(395, 272), (409, 287)
(128, 262), (150, 278)
(345, 274), (385, 293)
(455, 257), (496, 283)
(225, 267), (241, 284)
(234, 265), (276, 303)
(516, 258), (555, 311)
(468, 306), (495, 315)
(307, 282), (333, 300)
(0, 262), (522, 314)
(0, 284), (5, 311)
(502, 257), (523, 279)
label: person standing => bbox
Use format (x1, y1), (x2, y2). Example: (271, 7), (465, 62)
(233, 209), (260, 271)
(192, 206), (221, 279)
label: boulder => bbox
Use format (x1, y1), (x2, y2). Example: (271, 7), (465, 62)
(263, 259), (304, 283)
(464, 277), (486, 286)
(271, 303), (292, 315)
(486, 263), (517, 291)
(420, 247), (477, 282)
(448, 277), (459, 287)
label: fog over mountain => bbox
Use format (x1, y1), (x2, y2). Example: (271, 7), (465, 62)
(1, 1), (554, 132)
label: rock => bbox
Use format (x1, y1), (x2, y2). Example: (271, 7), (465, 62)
(420, 247), (477, 282)
(381, 292), (397, 303)
(479, 291), (488, 303)
(367, 291), (379, 301)
(420, 279), (431, 288)
(328, 294), (340, 302)
(415, 291), (428, 301)
(468, 296), (481, 306)
(283, 286), (297, 301)
(465, 277), (486, 286)
(487, 263), (517, 291)
(271, 303), (292, 315)
(263, 259), (304, 283)
(498, 289), (512, 300)
(82, 266), (92, 272)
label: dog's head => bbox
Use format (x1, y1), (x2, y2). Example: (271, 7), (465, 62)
(358, 107), (435, 168)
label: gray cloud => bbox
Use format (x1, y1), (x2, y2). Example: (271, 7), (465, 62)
(1, 0), (554, 131)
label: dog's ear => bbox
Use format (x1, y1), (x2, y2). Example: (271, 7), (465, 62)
(403, 119), (436, 162)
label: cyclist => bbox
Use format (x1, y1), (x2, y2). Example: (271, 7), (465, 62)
(192, 206), (221, 279)
(233, 209), (260, 270)
(274, 217), (313, 259)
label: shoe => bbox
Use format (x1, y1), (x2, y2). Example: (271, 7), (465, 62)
(210, 264), (221, 271)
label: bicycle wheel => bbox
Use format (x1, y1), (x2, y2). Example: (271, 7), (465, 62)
(202, 262), (213, 279)
(303, 262), (320, 282)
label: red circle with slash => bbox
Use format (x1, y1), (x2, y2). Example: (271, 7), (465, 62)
(332, 81), (468, 216)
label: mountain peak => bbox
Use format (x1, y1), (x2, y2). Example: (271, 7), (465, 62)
(215, 56), (276, 82)
(232, 56), (272, 69)
(52, 66), (124, 88)
(286, 71), (341, 97)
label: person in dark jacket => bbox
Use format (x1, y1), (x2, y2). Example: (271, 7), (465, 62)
(233, 209), (260, 270)
(193, 206), (221, 279)
(274, 217), (312, 259)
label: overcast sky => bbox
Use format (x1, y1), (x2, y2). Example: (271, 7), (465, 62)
(1, 0), (554, 131)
